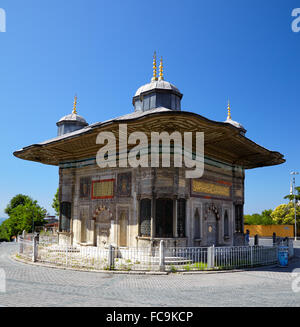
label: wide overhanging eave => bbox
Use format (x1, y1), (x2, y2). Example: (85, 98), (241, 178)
(13, 110), (285, 169)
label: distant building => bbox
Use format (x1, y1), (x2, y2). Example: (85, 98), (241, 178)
(43, 216), (59, 232)
(14, 54), (285, 248)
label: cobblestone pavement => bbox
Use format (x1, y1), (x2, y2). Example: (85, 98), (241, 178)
(0, 242), (300, 307)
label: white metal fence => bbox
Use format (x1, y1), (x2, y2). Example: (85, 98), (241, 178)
(17, 236), (285, 272)
(17, 238), (34, 261)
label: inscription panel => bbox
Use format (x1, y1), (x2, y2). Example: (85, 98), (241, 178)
(191, 179), (231, 199)
(92, 179), (114, 199)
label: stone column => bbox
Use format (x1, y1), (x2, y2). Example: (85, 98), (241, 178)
(151, 196), (156, 238)
(173, 198), (178, 238)
(70, 168), (77, 246)
(159, 240), (165, 272)
(32, 235), (38, 262)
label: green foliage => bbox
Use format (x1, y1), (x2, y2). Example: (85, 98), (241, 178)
(0, 194), (47, 240)
(284, 186), (300, 202)
(52, 188), (60, 217)
(184, 262), (208, 271)
(244, 209), (274, 225)
(271, 202), (300, 225)
(245, 187), (300, 227)
(5, 194), (31, 216)
(0, 220), (11, 241)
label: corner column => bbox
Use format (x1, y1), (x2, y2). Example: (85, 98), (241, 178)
(173, 197), (178, 238)
(151, 195), (156, 238)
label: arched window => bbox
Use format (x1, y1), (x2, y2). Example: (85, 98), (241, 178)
(177, 199), (186, 238)
(194, 208), (201, 239)
(224, 210), (229, 238)
(139, 199), (151, 237)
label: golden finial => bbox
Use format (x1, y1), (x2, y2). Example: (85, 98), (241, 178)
(227, 99), (231, 120)
(151, 51), (158, 82)
(159, 56), (164, 81)
(72, 95), (77, 114)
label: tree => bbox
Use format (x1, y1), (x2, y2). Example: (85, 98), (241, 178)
(5, 194), (31, 216)
(52, 188), (60, 217)
(0, 194), (47, 240)
(271, 202), (300, 225)
(260, 209), (274, 225)
(244, 209), (274, 225)
(0, 220), (10, 241)
(244, 213), (262, 225)
(284, 186), (300, 202)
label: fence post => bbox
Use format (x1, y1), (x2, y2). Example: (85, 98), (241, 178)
(19, 235), (23, 254)
(288, 239), (294, 258)
(272, 232), (276, 246)
(66, 246), (68, 266)
(207, 246), (215, 269)
(159, 240), (165, 272)
(32, 235), (38, 262)
(250, 246), (253, 267)
(108, 245), (115, 270)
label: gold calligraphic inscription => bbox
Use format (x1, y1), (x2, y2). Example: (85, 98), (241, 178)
(92, 180), (114, 199)
(192, 180), (230, 197)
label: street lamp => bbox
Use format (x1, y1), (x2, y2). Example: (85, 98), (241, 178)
(291, 171), (299, 241)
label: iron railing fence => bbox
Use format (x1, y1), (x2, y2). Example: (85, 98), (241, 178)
(164, 246), (278, 272)
(16, 237), (282, 272)
(37, 243), (111, 269)
(19, 232), (58, 244)
(113, 247), (160, 271)
(38, 234), (58, 245)
(17, 236), (34, 260)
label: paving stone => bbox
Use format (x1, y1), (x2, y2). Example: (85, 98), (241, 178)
(0, 242), (300, 307)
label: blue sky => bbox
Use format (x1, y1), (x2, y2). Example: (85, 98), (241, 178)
(0, 0), (299, 217)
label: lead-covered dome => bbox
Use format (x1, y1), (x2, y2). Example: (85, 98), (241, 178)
(58, 113), (87, 124)
(224, 101), (246, 135)
(56, 96), (88, 136)
(132, 54), (183, 112)
(134, 80), (181, 97)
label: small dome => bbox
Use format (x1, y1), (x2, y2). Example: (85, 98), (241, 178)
(58, 113), (87, 124)
(135, 80), (181, 97)
(225, 118), (246, 134)
(56, 96), (88, 136)
(133, 54), (183, 112)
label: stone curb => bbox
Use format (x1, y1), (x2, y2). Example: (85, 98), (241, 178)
(11, 253), (283, 275)
(11, 254), (169, 275)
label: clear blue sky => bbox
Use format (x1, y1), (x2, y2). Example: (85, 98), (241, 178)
(0, 0), (299, 217)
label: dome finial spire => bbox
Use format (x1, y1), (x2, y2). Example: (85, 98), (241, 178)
(151, 51), (158, 82)
(73, 94), (77, 114)
(227, 99), (231, 120)
(159, 56), (164, 81)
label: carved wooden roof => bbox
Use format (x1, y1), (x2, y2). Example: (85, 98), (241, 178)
(13, 109), (285, 169)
